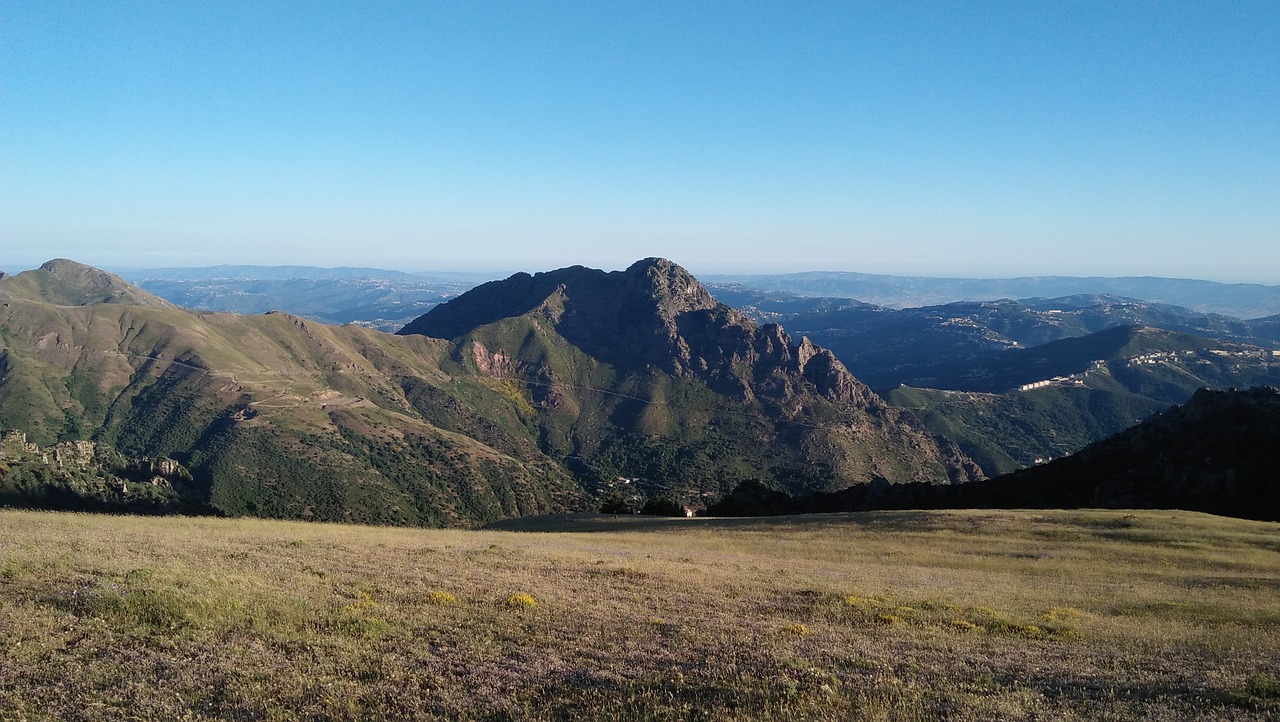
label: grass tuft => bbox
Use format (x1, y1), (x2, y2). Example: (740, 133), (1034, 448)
(505, 592), (537, 609)
(1248, 672), (1280, 700)
(426, 590), (459, 605)
(1041, 606), (1085, 621)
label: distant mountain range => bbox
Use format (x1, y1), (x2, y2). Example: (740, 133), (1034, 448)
(710, 285), (1280, 475)
(0, 258), (977, 525)
(119, 264), (491, 283)
(27, 264), (1269, 335)
(703, 272), (1280, 319)
(712, 287), (1280, 389)
(111, 266), (491, 332)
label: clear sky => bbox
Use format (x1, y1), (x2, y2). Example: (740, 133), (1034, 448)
(2, 2), (1277, 281)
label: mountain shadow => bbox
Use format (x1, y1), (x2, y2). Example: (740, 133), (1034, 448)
(707, 387), (1280, 522)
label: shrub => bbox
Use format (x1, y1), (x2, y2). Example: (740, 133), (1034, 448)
(1248, 672), (1280, 700)
(505, 593), (536, 609)
(782, 623), (812, 636)
(640, 495), (686, 516)
(427, 590), (458, 606)
(333, 589), (390, 638)
(598, 492), (633, 515)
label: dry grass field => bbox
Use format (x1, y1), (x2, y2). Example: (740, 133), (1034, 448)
(1, 507), (1278, 720)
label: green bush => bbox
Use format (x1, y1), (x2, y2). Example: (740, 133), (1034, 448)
(640, 495), (686, 516)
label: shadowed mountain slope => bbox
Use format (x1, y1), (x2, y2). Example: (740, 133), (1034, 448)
(709, 387), (1280, 522)
(399, 258), (982, 498)
(981, 386), (1280, 520)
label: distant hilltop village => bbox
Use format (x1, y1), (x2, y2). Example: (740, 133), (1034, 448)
(1018, 348), (1280, 393)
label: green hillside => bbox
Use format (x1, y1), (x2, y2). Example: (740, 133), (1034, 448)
(400, 258), (982, 501)
(0, 268), (586, 526)
(888, 328), (1280, 475)
(1, 258), (979, 525)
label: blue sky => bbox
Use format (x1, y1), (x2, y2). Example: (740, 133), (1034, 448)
(2, 2), (1277, 281)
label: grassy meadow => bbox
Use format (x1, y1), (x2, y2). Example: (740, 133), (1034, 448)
(1, 508), (1278, 720)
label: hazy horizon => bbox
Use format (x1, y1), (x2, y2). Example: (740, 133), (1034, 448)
(3, 4), (1277, 283)
(5, 256), (1280, 289)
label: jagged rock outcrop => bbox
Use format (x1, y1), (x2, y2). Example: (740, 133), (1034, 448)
(400, 258), (982, 495)
(0, 432), (197, 512)
(403, 257), (882, 405)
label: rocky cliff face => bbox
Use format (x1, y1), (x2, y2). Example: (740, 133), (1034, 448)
(401, 258), (982, 494)
(404, 257), (881, 406)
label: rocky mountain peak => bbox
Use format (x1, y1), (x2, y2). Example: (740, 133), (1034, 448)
(1, 259), (176, 309)
(622, 257), (718, 319)
(399, 258), (892, 410)
(40, 258), (94, 274)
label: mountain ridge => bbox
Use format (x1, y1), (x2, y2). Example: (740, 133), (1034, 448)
(399, 257), (982, 493)
(0, 259), (177, 309)
(0, 268), (587, 525)
(707, 386), (1280, 522)
(705, 271), (1280, 318)
(403, 258), (879, 406)
(1, 258), (982, 525)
